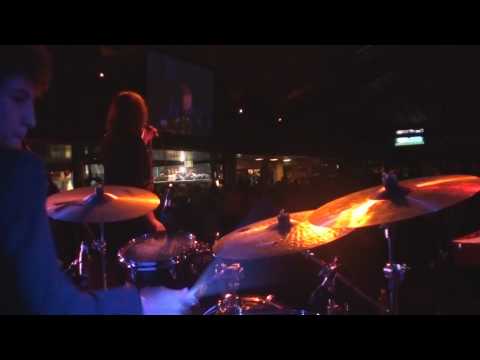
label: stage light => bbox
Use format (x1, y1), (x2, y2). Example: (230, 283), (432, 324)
(395, 136), (424, 147)
(99, 72), (105, 78)
(238, 108), (244, 114)
(179, 151), (186, 162)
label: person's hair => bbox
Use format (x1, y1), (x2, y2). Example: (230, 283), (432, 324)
(0, 45), (52, 94)
(106, 91), (149, 136)
(179, 83), (192, 96)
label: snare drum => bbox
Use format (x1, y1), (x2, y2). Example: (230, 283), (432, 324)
(118, 231), (214, 288)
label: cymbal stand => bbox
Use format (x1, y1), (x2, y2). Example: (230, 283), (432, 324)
(382, 226), (409, 315)
(86, 186), (108, 290)
(87, 223), (108, 290)
(65, 224), (97, 289)
(213, 263), (244, 314)
(304, 251), (387, 314)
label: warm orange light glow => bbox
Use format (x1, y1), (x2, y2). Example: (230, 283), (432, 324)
(215, 209), (354, 259)
(227, 213), (342, 248)
(294, 223), (340, 247)
(247, 223), (272, 233)
(106, 193), (160, 205)
(415, 176), (477, 188)
(334, 199), (379, 228)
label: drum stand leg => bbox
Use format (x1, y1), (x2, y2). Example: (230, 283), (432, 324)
(306, 254), (340, 313)
(211, 263), (244, 314)
(382, 227), (409, 315)
(304, 251), (386, 314)
(99, 222), (107, 290)
(65, 239), (90, 289)
(90, 222), (108, 290)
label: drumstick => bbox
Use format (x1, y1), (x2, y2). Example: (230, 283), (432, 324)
(187, 264), (229, 300)
(188, 277), (213, 300)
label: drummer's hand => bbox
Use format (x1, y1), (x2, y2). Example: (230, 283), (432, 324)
(152, 219), (166, 232)
(140, 287), (198, 315)
(147, 212), (166, 232)
(141, 125), (159, 145)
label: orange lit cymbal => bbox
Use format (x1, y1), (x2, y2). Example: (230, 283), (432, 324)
(46, 185), (160, 223)
(214, 210), (353, 260)
(308, 175), (480, 229)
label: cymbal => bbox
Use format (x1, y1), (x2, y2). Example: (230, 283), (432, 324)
(453, 230), (480, 245)
(46, 185), (160, 223)
(213, 210), (353, 260)
(308, 175), (480, 229)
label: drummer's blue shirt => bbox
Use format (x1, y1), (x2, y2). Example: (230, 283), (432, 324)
(0, 148), (143, 314)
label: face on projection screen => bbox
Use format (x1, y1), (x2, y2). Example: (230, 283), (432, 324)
(147, 51), (214, 138)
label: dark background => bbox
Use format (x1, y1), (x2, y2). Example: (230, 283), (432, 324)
(147, 51), (214, 137)
(31, 45), (480, 160)
(32, 45), (480, 314)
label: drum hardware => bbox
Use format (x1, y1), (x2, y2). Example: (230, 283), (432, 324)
(49, 174), (480, 314)
(303, 250), (387, 314)
(47, 184), (161, 289)
(381, 226), (410, 314)
(201, 262), (311, 315)
(308, 174), (480, 314)
(118, 231), (215, 289)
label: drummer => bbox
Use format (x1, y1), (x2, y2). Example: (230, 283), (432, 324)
(102, 91), (166, 286)
(0, 45), (196, 314)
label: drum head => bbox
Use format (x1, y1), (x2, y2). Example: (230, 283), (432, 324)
(119, 231), (197, 264)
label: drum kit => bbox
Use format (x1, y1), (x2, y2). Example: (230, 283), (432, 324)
(46, 173), (480, 315)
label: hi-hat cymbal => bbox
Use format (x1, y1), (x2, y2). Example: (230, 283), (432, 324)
(46, 185), (160, 223)
(213, 210), (353, 260)
(308, 175), (480, 229)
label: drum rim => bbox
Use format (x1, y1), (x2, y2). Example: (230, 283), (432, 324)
(201, 294), (317, 315)
(117, 231), (197, 264)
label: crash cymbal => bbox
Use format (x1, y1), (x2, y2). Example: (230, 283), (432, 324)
(308, 174), (480, 229)
(213, 210), (353, 260)
(46, 185), (160, 223)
